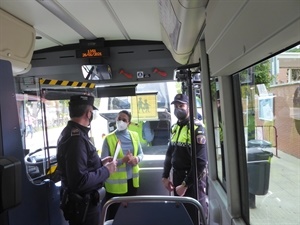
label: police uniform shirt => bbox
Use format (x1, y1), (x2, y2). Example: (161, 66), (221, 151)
(57, 121), (110, 194)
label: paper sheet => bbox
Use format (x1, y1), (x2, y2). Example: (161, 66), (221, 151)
(113, 140), (121, 161)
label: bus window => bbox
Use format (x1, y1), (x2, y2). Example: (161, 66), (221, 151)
(98, 81), (177, 154)
(211, 79), (226, 186)
(239, 45), (300, 224)
(19, 81), (178, 184)
(18, 91), (79, 184)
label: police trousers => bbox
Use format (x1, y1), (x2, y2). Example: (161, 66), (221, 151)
(172, 169), (207, 225)
(61, 188), (105, 225)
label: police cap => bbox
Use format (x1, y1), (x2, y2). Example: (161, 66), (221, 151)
(171, 94), (189, 104)
(69, 95), (98, 110)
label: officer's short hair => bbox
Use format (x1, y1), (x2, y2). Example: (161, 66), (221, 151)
(69, 104), (89, 118)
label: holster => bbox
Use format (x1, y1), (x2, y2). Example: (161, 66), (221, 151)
(90, 187), (106, 206)
(60, 190), (90, 223)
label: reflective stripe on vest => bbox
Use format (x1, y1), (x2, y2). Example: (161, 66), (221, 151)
(105, 130), (140, 194)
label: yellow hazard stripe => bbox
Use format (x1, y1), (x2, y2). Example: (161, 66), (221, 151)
(47, 165), (57, 175)
(39, 78), (96, 88)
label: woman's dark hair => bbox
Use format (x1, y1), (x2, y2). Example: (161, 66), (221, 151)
(119, 110), (132, 122)
(69, 104), (89, 118)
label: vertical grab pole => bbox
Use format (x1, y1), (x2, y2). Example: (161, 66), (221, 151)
(186, 69), (200, 223)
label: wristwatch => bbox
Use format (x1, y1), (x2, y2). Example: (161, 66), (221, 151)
(181, 181), (187, 187)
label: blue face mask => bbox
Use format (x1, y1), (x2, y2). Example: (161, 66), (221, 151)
(174, 108), (187, 120)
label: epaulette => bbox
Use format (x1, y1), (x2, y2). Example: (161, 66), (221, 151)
(71, 128), (80, 136)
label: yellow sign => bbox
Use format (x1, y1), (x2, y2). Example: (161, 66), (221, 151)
(131, 94), (158, 121)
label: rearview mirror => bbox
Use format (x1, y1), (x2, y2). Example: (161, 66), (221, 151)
(81, 64), (112, 80)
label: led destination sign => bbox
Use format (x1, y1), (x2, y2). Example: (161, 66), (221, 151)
(76, 47), (109, 58)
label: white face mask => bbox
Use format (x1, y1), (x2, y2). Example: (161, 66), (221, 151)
(116, 120), (127, 131)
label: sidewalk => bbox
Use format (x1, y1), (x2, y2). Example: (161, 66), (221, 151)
(250, 149), (300, 225)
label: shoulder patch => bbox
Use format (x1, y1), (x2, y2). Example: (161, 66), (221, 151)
(71, 128), (80, 136)
(197, 134), (206, 144)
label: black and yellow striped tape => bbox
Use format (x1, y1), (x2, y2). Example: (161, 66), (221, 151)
(39, 78), (96, 88)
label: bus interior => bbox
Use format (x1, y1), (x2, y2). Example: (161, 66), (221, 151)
(0, 1), (300, 225)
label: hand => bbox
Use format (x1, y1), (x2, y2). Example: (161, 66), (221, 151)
(122, 150), (132, 164)
(104, 160), (117, 174)
(175, 185), (188, 196)
(162, 178), (174, 192)
(101, 156), (113, 165)
(128, 156), (139, 166)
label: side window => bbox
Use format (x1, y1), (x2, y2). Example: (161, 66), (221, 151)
(239, 46), (300, 224)
(211, 79), (226, 185)
(19, 94), (69, 184)
(109, 97), (130, 110)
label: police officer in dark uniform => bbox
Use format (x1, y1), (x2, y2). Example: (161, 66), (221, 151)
(162, 93), (208, 224)
(57, 95), (117, 225)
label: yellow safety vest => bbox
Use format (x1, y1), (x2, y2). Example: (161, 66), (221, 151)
(171, 124), (192, 144)
(171, 121), (206, 144)
(128, 122), (148, 146)
(104, 130), (140, 194)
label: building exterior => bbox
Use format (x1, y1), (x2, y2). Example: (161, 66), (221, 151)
(256, 52), (300, 158)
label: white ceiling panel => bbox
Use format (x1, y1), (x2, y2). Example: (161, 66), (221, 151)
(109, 0), (161, 40)
(1, 0), (83, 50)
(0, 0), (163, 52)
(57, 0), (125, 40)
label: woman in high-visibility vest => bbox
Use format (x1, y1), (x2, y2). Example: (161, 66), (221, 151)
(101, 110), (144, 220)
